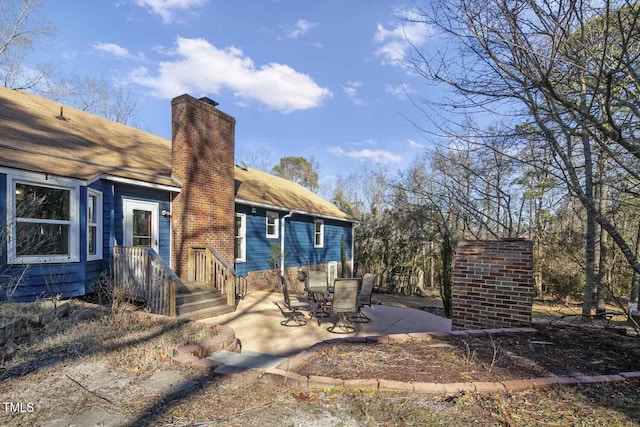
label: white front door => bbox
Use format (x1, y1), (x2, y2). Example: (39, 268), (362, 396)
(123, 199), (159, 253)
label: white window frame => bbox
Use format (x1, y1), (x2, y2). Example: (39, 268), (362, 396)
(314, 219), (324, 248)
(7, 172), (80, 264)
(235, 213), (246, 262)
(87, 189), (103, 261)
(266, 211), (279, 239)
(122, 199), (159, 253)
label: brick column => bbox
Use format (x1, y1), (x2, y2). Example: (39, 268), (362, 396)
(170, 95), (236, 280)
(452, 239), (534, 330)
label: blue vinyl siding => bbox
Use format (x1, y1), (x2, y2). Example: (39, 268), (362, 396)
(234, 205), (280, 276)
(0, 175), (174, 301)
(113, 183), (172, 264)
(234, 203), (352, 275)
(0, 173), (87, 301)
(85, 180), (111, 292)
(285, 217), (351, 267)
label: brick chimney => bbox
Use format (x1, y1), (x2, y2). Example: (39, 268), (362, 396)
(170, 94), (236, 279)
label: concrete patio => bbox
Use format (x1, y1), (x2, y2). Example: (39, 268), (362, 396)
(201, 290), (452, 358)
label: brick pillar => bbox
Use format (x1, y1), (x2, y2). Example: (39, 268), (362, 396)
(452, 239), (534, 330)
(170, 95), (236, 280)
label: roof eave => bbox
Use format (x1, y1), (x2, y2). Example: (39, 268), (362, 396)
(235, 197), (354, 223)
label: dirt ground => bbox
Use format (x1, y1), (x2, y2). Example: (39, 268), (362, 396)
(1, 297), (640, 426)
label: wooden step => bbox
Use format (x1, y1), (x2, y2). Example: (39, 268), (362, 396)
(176, 289), (222, 304)
(176, 295), (227, 316)
(176, 304), (235, 321)
(176, 280), (213, 293)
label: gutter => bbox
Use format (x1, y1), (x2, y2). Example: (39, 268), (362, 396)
(280, 211), (294, 276)
(235, 198), (354, 223)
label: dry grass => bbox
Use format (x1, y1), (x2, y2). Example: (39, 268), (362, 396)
(1, 300), (218, 377)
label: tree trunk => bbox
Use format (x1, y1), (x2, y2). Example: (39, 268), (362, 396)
(630, 223), (640, 314)
(595, 161), (608, 314)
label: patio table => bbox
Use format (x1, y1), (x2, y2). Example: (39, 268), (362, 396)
(309, 288), (333, 323)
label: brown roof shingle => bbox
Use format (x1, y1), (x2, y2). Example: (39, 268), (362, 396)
(234, 166), (352, 221)
(0, 87), (177, 187)
(0, 87), (352, 221)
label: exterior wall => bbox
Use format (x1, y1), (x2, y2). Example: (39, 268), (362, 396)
(112, 182), (172, 263)
(0, 172), (175, 301)
(234, 205), (353, 291)
(452, 239), (535, 330)
(0, 172), (86, 301)
(171, 95), (236, 279)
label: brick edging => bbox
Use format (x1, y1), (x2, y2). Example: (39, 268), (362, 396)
(257, 328), (640, 394)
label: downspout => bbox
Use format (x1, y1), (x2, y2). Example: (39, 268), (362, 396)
(280, 211), (293, 277)
(351, 222), (360, 278)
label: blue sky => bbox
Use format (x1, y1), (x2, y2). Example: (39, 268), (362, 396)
(35, 0), (437, 193)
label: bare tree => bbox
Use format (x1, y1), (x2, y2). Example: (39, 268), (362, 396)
(410, 0), (640, 315)
(0, 0), (54, 89)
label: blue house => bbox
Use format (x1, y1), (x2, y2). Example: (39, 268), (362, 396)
(0, 88), (354, 318)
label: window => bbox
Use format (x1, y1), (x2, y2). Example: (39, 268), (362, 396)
(266, 211), (279, 239)
(234, 213), (246, 262)
(8, 174), (79, 263)
(314, 219), (324, 248)
(87, 190), (103, 261)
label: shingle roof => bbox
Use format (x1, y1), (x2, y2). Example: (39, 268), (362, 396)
(0, 87), (352, 221)
(234, 166), (352, 221)
(0, 87), (177, 187)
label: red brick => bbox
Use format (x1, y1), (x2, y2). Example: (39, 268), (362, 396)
(308, 375), (344, 389)
(412, 382), (447, 394)
(344, 379), (378, 391)
(473, 381), (506, 393)
(171, 95), (236, 278)
(378, 379), (413, 392)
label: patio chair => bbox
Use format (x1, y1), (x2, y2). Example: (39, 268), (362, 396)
(327, 278), (360, 334)
(307, 270), (332, 323)
(274, 275), (309, 326)
(350, 273), (376, 323)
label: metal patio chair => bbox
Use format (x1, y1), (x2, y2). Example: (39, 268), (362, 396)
(307, 270), (332, 323)
(274, 275), (309, 326)
(351, 273), (376, 323)
(327, 278), (360, 334)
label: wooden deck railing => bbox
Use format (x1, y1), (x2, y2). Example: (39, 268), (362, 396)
(113, 246), (179, 317)
(205, 247), (236, 307)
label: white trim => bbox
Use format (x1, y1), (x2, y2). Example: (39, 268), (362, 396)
(314, 219), (324, 248)
(89, 174), (181, 193)
(0, 167), (181, 194)
(122, 199), (159, 253)
(235, 198), (354, 223)
(266, 211), (279, 239)
(328, 261), (338, 284)
(6, 173), (80, 264)
(280, 211), (293, 276)
(235, 213), (246, 262)
(87, 189), (103, 261)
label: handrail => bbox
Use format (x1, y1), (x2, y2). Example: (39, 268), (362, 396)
(112, 246), (180, 317)
(207, 246), (236, 275)
(206, 247), (237, 308)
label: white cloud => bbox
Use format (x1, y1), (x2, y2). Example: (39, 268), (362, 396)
(129, 37), (331, 112)
(385, 83), (414, 101)
(407, 139), (425, 149)
(135, 0), (208, 23)
(342, 80), (364, 106)
(286, 19), (318, 39)
(92, 42), (144, 60)
(374, 11), (431, 67)
(330, 146), (402, 163)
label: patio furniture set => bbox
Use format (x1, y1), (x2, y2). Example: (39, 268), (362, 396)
(275, 271), (377, 334)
